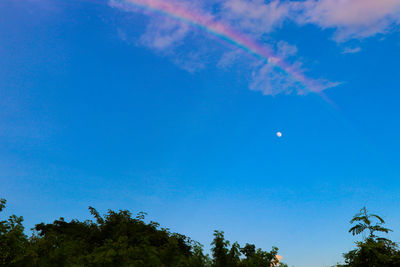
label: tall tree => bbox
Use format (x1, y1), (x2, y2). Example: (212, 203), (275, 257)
(339, 207), (400, 267)
(211, 230), (229, 267)
(349, 207), (392, 240)
(227, 242), (241, 266)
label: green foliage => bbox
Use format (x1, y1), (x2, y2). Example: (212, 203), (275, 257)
(209, 230), (285, 267)
(0, 199), (28, 266)
(23, 208), (199, 266)
(338, 207), (400, 267)
(341, 238), (400, 267)
(227, 242), (241, 266)
(1, 198), (288, 267)
(211, 231), (230, 267)
(348, 207), (392, 239)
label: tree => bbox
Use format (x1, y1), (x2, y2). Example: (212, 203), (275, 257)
(227, 242), (241, 266)
(241, 243), (256, 259)
(23, 207), (200, 266)
(339, 207), (400, 267)
(348, 207), (392, 240)
(210, 231), (287, 267)
(211, 230), (230, 267)
(190, 243), (212, 267)
(240, 245), (282, 267)
(0, 199), (28, 266)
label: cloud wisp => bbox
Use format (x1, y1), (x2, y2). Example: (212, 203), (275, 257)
(222, 0), (400, 42)
(297, 0), (400, 41)
(109, 0), (400, 95)
(109, 0), (400, 96)
(341, 46), (362, 54)
(110, 0), (341, 95)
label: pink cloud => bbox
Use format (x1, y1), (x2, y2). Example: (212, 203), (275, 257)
(222, 0), (400, 41)
(221, 0), (292, 35)
(298, 0), (400, 41)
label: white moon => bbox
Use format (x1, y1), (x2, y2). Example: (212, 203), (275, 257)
(276, 131), (282, 138)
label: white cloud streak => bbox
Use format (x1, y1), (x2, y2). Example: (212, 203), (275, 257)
(341, 46), (362, 54)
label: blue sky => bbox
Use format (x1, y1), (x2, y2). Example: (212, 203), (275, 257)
(1, 0), (400, 266)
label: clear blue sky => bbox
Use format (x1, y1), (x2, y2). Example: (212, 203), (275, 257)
(1, 1), (400, 266)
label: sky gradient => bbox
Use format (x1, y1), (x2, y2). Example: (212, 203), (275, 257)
(1, 1), (400, 266)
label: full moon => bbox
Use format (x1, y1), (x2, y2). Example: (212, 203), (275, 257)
(276, 131), (282, 138)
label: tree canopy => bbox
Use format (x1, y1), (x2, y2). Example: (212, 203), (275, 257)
(3, 197), (400, 267)
(0, 198), (286, 267)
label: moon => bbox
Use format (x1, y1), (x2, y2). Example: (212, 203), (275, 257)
(276, 131), (282, 138)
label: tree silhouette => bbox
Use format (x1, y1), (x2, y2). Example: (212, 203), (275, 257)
(349, 207), (392, 240)
(0, 199), (28, 266)
(338, 207), (400, 267)
(210, 230), (229, 267)
(1, 198), (288, 267)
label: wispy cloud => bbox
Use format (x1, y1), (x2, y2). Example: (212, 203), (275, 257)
(250, 63), (300, 95)
(220, 0), (400, 41)
(341, 46), (362, 54)
(276, 41), (298, 58)
(139, 17), (190, 50)
(298, 0), (400, 41)
(113, 0), (400, 95)
(220, 0), (292, 35)
(217, 48), (246, 69)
